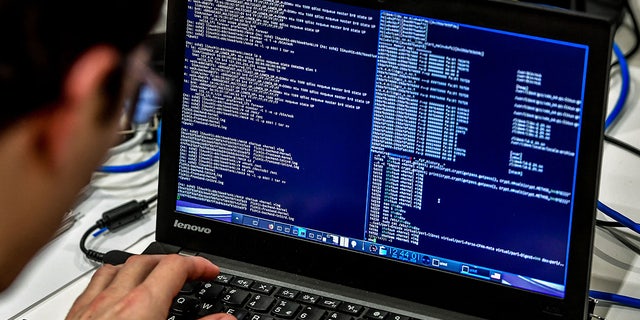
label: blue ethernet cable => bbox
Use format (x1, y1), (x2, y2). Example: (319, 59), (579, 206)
(99, 150), (160, 173)
(597, 42), (638, 233)
(605, 43), (630, 130)
(590, 290), (640, 310)
(99, 122), (161, 173)
(597, 202), (640, 234)
(591, 42), (640, 312)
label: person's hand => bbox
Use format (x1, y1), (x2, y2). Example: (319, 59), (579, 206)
(66, 254), (236, 320)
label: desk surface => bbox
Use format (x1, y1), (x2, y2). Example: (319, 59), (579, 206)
(5, 3), (640, 320)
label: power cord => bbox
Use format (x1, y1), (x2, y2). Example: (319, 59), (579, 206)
(79, 195), (157, 264)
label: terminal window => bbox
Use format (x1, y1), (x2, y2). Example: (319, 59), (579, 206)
(177, 0), (588, 291)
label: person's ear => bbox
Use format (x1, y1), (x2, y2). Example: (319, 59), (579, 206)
(38, 46), (120, 170)
(64, 46), (120, 106)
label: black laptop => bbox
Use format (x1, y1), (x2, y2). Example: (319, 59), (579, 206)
(149, 0), (614, 319)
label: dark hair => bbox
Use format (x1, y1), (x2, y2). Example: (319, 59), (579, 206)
(0, 0), (164, 129)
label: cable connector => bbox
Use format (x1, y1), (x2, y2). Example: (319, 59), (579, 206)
(103, 250), (134, 265)
(79, 195), (157, 264)
(85, 249), (105, 263)
(96, 199), (152, 231)
(588, 297), (605, 320)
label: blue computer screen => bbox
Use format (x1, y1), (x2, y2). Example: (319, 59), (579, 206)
(176, 0), (588, 298)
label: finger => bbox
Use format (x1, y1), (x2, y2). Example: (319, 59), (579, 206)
(69, 255), (219, 319)
(69, 255), (177, 318)
(67, 264), (121, 317)
(72, 254), (166, 314)
(200, 313), (238, 320)
(106, 254), (165, 292)
(139, 255), (219, 305)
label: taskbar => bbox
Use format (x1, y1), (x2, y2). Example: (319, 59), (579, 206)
(176, 201), (565, 298)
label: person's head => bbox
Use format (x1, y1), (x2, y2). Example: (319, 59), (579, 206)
(0, 0), (164, 291)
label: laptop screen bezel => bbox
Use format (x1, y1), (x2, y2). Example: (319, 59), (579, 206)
(159, 0), (613, 318)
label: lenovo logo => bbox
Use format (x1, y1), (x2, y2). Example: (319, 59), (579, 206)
(173, 220), (212, 234)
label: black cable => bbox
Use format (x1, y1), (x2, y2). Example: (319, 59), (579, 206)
(145, 194), (158, 205)
(79, 223), (105, 262)
(79, 195), (158, 263)
(598, 224), (640, 256)
(612, 1), (640, 67)
(604, 134), (640, 158)
(596, 219), (625, 228)
(623, 0), (640, 60)
(599, 136), (640, 230)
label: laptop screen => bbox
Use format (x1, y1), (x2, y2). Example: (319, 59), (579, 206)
(175, 0), (589, 299)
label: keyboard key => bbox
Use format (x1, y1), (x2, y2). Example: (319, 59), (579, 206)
(296, 293), (320, 304)
(248, 314), (275, 320)
(224, 307), (250, 320)
(316, 297), (341, 309)
(276, 287), (299, 300)
(171, 295), (200, 315)
(246, 294), (276, 312)
(338, 303), (364, 316)
(197, 282), (225, 301)
(221, 288), (251, 306)
(364, 309), (388, 320)
(388, 314), (410, 320)
(272, 300), (301, 319)
(197, 301), (224, 317)
(251, 281), (275, 294)
(179, 281), (200, 294)
(296, 306), (326, 320)
(231, 277), (254, 289)
(167, 272), (406, 320)
(215, 273), (234, 284)
(327, 311), (354, 320)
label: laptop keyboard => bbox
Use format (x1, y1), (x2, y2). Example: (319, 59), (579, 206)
(169, 273), (418, 320)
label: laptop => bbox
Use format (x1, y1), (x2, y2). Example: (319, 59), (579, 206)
(149, 0), (614, 319)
